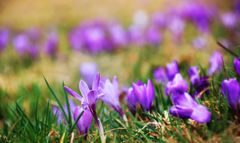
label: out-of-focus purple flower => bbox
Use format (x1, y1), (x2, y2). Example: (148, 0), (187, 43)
(0, 28), (9, 52)
(100, 76), (124, 117)
(26, 27), (41, 42)
(166, 60), (179, 81)
(44, 31), (59, 57)
(13, 34), (30, 55)
(169, 92), (211, 123)
(52, 105), (63, 125)
(221, 12), (237, 29)
(74, 106), (93, 135)
(152, 12), (166, 29)
(80, 62), (98, 86)
(208, 51), (223, 76)
(221, 78), (240, 110)
(192, 36), (207, 49)
(146, 25), (162, 46)
(128, 25), (145, 46)
(108, 22), (128, 48)
(13, 34), (39, 58)
(234, 58), (240, 76)
(193, 76), (210, 98)
(180, 3), (215, 33)
(132, 80), (155, 111)
(126, 87), (138, 114)
(168, 16), (185, 43)
(153, 67), (168, 84)
(165, 73), (188, 95)
(69, 27), (84, 51)
(188, 66), (200, 86)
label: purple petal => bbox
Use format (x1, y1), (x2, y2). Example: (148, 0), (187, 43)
(169, 105), (193, 118)
(190, 105), (211, 123)
(74, 106), (93, 134)
(92, 73), (100, 90)
(79, 80), (90, 98)
(234, 58), (240, 76)
(64, 86), (82, 102)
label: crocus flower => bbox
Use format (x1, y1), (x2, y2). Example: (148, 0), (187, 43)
(168, 16), (185, 43)
(166, 60), (179, 81)
(234, 58), (240, 76)
(208, 51), (223, 76)
(152, 12), (166, 29)
(221, 78), (240, 110)
(165, 73), (188, 95)
(188, 66), (200, 86)
(13, 34), (30, 55)
(74, 106), (93, 135)
(100, 76), (125, 117)
(44, 31), (59, 57)
(192, 36), (207, 49)
(108, 22), (128, 48)
(221, 12), (237, 29)
(132, 80), (155, 111)
(52, 104), (63, 125)
(126, 87), (138, 114)
(146, 25), (162, 46)
(169, 92), (211, 123)
(132, 10), (149, 30)
(80, 62), (98, 86)
(0, 28), (9, 52)
(193, 76), (210, 98)
(153, 67), (168, 84)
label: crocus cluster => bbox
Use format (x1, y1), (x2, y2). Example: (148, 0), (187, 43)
(62, 73), (126, 138)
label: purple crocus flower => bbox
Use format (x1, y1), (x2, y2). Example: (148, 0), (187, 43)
(221, 78), (240, 110)
(0, 28), (9, 52)
(221, 12), (237, 29)
(146, 25), (162, 46)
(128, 25), (146, 46)
(152, 12), (166, 29)
(52, 104), (64, 125)
(165, 73), (188, 95)
(126, 87), (138, 114)
(132, 80), (155, 111)
(74, 106), (93, 135)
(208, 51), (223, 76)
(167, 16), (185, 43)
(69, 27), (84, 51)
(108, 22), (128, 48)
(188, 66), (200, 86)
(13, 34), (30, 55)
(44, 31), (59, 57)
(234, 58), (240, 76)
(192, 36), (207, 49)
(100, 76), (125, 117)
(80, 62), (98, 86)
(153, 67), (168, 84)
(166, 60), (179, 81)
(169, 92), (211, 123)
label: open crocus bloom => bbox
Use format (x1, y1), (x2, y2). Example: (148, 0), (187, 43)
(132, 80), (155, 111)
(170, 92), (211, 123)
(221, 78), (240, 110)
(234, 58), (240, 76)
(165, 73), (188, 95)
(208, 51), (223, 76)
(100, 76), (124, 117)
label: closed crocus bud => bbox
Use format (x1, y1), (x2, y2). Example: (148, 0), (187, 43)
(44, 31), (59, 57)
(169, 92), (211, 123)
(74, 106), (93, 135)
(80, 62), (98, 86)
(100, 76), (124, 117)
(153, 67), (168, 84)
(0, 28), (9, 52)
(146, 25), (162, 46)
(221, 12), (237, 29)
(166, 60), (179, 81)
(13, 34), (30, 55)
(132, 80), (154, 111)
(126, 87), (138, 114)
(108, 22), (128, 48)
(234, 58), (240, 76)
(165, 73), (188, 95)
(188, 66), (200, 86)
(208, 51), (223, 76)
(221, 78), (240, 110)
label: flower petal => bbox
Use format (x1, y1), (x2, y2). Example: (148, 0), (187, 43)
(190, 105), (211, 123)
(79, 80), (90, 98)
(64, 86), (82, 102)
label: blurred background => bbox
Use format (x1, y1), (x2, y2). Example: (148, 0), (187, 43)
(0, 0), (238, 94)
